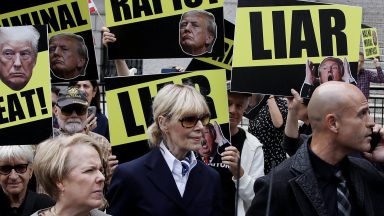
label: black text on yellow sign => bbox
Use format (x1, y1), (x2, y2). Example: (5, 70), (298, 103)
(0, 87), (48, 128)
(361, 28), (379, 58)
(233, 5), (362, 67)
(106, 0), (223, 26)
(106, 69), (228, 146)
(0, 0), (90, 35)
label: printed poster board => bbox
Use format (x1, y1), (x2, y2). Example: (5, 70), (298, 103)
(105, 0), (225, 59)
(105, 69), (229, 163)
(361, 27), (380, 58)
(0, 25), (52, 145)
(0, 0), (99, 82)
(231, 0), (362, 97)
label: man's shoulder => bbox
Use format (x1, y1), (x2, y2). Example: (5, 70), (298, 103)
(88, 131), (110, 143)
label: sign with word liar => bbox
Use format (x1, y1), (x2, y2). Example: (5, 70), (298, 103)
(231, 0), (362, 96)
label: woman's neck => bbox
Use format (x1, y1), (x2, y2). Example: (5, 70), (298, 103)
(8, 190), (27, 208)
(50, 202), (90, 216)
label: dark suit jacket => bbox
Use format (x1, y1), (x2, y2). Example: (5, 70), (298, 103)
(246, 138), (384, 216)
(106, 148), (222, 216)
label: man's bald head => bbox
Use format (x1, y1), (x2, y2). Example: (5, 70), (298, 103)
(308, 81), (366, 131)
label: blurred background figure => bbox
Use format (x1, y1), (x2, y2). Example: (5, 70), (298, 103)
(32, 134), (110, 216)
(107, 84), (222, 216)
(357, 52), (384, 99)
(246, 94), (288, 174)
(0, 145), (54, 216)
(51, 86), (60, 129)
(69, 80), (110, 141)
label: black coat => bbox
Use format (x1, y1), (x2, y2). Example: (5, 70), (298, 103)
(246, 138), (384, 216)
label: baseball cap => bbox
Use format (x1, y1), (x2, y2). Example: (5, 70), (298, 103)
(57, 87), (88, 109)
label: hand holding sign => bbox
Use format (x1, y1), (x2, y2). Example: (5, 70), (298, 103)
(304, 59), (317, 85)
(342, 57), (356, 84)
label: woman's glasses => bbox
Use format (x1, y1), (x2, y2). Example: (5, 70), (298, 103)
(179, 114), (210, 128)
(0, 164), (29, 175)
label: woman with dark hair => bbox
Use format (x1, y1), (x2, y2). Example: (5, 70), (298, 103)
(69, 80), (110, 140)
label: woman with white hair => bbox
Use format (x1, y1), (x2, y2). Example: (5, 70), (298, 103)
(106, 84), (222, 216)
(0, 145), (54, 215)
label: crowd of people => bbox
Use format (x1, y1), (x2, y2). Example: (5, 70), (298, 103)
(1, 13), (384, 216)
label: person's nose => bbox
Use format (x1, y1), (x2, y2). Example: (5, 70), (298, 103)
(228, 104), (235, 114)
(367, 114), (375, 128)
(54, 47), (62, 56)
(185, 23), (192, 31)
(13, 53), (22, 67)
(96, 170), (105, 183)
(195, 119), (204, 130)
(8, 169), (19, 179)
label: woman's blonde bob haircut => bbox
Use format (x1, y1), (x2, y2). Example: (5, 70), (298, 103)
(33, 134), (104, 201)
(147, 84), (210, 148)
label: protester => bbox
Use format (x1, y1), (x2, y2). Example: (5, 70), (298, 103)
(49, 33), (88, 79)
(357, 52), (384, 99)
(69, 80), (110, 140)
(0, 145), (54, 215)
(246, 81), (384, 216)
(247, 94), (287, 174)
(179, 10), (217, 56)
(32, 134), (110, 216)
(53, 87), (118, 189)
(106, 84), (222, 216)
(51, 86), (60, 129)
(282, 89), (311, 156)
(0, 26), (39, 90)
(220, 90), (264, 216)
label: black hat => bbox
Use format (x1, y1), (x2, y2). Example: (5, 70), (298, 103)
(57, 87), (88, 109)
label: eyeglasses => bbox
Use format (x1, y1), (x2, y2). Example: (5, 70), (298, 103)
(60, 104), (87, 116)
(179, 114), (210, 128)
(0, 164), (29, 175)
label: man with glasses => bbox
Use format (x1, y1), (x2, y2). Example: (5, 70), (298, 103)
(53, 86), (118, 186)
(0, 26), (40, 91)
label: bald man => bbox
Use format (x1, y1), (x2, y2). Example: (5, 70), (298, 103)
(246, 81), (384, 216)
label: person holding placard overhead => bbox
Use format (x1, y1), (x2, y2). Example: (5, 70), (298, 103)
(106, 84), (222, 216)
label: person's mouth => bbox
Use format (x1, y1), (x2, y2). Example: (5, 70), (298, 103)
(52, 59), (64, 65)
(327, 74), (334, 81)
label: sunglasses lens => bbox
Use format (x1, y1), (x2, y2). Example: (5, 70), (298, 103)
(61, 105), (87, 116)
(0, 164), (28, 175)
(0, 166), (11, 175)
(200, 115), (210, 126)
(181, 116), (198, 128)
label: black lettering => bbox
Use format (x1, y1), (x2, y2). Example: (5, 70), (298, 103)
(290, 10), (319, 58)
(57, 4), (77, 30)
(138, 87), (154, 127)
(319, 9), (347, 56)
(31, 11), (42, 25)
(184, 0), (203, 8)
(117, 91), (145, 136)
(20, 89), (37, 117)
(111, 0), (132, 22)
(172, 0), (182, 10)
(223, 42), (233, 65)
(250, 12), (272, 60)
(40, 7), (60, 33)
(153, 0), (163, 14)
(133, 0), (154, 18)
(273, 11), (287, 59)
(1, 18), (10, 27)
(182, 75), (217, 119)
(157, 82), (174, 92)
(9, 14), (33, 26)
(364, 39), (373, 47)
(0, 96), (8, 124)
(7, 94), (25, 122)
(36, 87), (48, 115)
(71, 2), (88, 26)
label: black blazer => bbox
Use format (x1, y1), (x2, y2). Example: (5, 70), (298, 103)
(246, 138), (384, 216)
(106, 148), (222, 216)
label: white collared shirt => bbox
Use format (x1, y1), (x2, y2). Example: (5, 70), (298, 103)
(159, 142), (197, 196)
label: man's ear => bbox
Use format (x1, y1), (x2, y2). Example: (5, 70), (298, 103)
(326, 114), (339, 133)
(158, 115), (168, 132)
(77, 58), (86, 68)
(205, 33), (214, 46)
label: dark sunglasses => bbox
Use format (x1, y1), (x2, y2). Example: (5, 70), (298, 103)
(0, 164), (29, 175)
(60, 105), (87, 116)
(179, 114), (210, 128)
